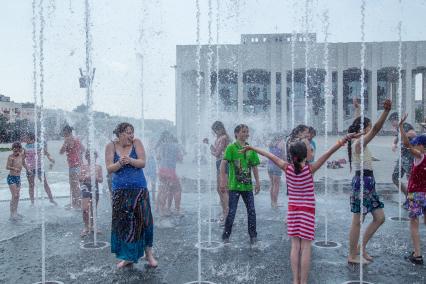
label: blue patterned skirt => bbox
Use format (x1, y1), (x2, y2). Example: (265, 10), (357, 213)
(111, 188), (153, 263)
(350, 175), (384, 214)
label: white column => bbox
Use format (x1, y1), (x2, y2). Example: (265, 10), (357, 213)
(371, 69), (378, 121)
(422, 71), (426, 122)
(337, 68), (344, 132)
(175, 68), (183, 145)
(238, 64), (243, 120)
(325, 70), (333, 132)
(405, 67), (413, 124)
(271, 71), (277, 130)
(281, 70), (288, 131)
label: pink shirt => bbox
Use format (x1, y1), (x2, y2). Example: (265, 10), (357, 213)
(65, 138), (82, 168)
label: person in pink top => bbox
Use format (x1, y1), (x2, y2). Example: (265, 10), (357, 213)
(400, 113), (426, 265)
(241, 133), (357, 284)
(60, 125), (84, 209)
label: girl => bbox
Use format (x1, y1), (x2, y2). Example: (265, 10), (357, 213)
(206, 121), (230, 222)
(241, 134), (356, 284)
(267, 133), (285, 209)
(24, 133), (57, 206)
(219, 124), (260, 245)
(400, 113), (426, 265)
(346, 99), (392, 264)
(6, 142), (27, 221)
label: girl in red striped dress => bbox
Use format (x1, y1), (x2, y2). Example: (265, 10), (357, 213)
(242, 133), (356, 284)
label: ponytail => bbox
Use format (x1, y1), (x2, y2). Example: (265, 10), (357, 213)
(289, 141), (307, 175)
(347, 116), (371, 172)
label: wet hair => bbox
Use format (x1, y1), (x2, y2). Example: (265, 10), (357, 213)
(347, 116), (371, 171)
(61, 125), (73, 135)
(234, 124), (248, 139)
(113, 122), (134, 137)
(388, 112), (399, 122)
(212, 121), (227, 136)
(289, 141), (307, 174)
(289, 124), (308, 139)
(12, 141), (22, 150)
(308, 126), (316, 137)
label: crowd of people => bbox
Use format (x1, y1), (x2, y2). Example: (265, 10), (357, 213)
(4, 97), (426, 283)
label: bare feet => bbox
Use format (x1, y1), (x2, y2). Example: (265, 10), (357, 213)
(145, 248), (158, 268)
(80, 229), (90, 238)
(348, 255), (371, 265)
(50, 200), (58, 206)
(117, 260), (133, 268)
(357, 245), (374, 261)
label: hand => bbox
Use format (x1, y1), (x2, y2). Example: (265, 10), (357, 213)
(202, 138), (209, 144)
(119, 156), (130, 166)
(238, 145), (252, 154)
(219, 179), (227, 193)
(398, 113), (408, 127)
(254, 183), (260, 195)
(383, 99), (392, 111)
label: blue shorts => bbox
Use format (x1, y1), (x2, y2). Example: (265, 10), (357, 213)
(26, 168), (42, 179)
(80, 182), (99, 199)
(69, 166), (81, 175)
(7, 175), (21, 187)
(216, 159), (229, 176)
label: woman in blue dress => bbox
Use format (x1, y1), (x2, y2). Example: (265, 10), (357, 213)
(105, 122), (158, 269)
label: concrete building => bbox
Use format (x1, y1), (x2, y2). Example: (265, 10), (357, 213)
(0, 94), (22, 123)
(175, 33), (426, 146)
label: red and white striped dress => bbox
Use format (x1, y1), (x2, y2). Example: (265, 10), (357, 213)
(285, 164), (316, 240)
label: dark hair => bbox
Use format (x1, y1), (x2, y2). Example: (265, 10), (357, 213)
(347, 116), (371, 171)
(388, 112), (399, 122)
(289, 141), (307, 174)
(113, 122), (134, 137)
(234, 124), (248, 139)
(212, 121), (227, 136)
(12, 141), (22, 150)
(308, 126), (316, 136)
(27, 132), (36, 141)
(61, 125), (73, 135)
(289, 124), (308, 139)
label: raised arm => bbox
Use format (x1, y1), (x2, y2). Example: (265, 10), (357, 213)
(399, 113), (422, 159)
(241, 145), (287, 170)
(362, 99), (392, 147)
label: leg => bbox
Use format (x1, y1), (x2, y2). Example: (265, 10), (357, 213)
(222, 191), (239, 240)
(81, 197), (90, 236)
(290, 237), (301, 284)
(299, 239), (312, 284)
(268, 171), (273, 206)
(361, 208), (385, 260)
(348, 213), (369, 263)
(9, 184), (20, 217)
(241, 191), (257, 239)
(392, 163), (407, 195)
(173, 179), (182, 212)
(69, 170), (80, 208)
(27, 175), (35, 205)
(216, 175), (228, 219)
(272, 175), (280, 207)
(42, 174), (56, 205)
(410, 217), (421, 257)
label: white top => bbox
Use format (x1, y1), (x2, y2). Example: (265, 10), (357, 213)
(353, 143), (373, 171)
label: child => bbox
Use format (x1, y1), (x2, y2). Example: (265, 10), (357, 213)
(307, 126), (316, 163)
(242, 133), (356, 284)
(79, 150), (103, 237)
(399, 113), (426, 265)
(24, 133), (57, 206)
(346, 99), (392, 264)
(219, 124), (260, 245)
(6, 142), (26, 221)
(267, 133), (285, 209)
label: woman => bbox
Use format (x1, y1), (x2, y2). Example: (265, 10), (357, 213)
(205, 121), (230, 223)
(105, 122), (157, 268)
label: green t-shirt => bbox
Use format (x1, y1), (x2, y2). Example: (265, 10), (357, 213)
(223, 142), (260, 191)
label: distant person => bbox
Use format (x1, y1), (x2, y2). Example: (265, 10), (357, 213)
(60, 125), (84, 209)
(388, 112), (416, 195)
(399, 114), (426, 265)
(144, 140), (158, 212)
(307, 127), (316, 163)
(346, 99), (392, 264)
(80, 150), (103, 237)
(220, 124), (260, 245)
(204, 121), (230, 223)
(156, 131), (183, 217)
(6, 142), (26, 221)
(286, 124), (309, 163)
(267, 133), (285, 209)
(24, 133), (57, 206)
(105, 122), (157, 269)
(241, 133), (356, 284)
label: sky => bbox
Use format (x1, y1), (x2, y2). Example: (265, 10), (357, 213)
(0, 0), (425, 123)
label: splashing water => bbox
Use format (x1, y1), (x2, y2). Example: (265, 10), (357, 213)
(215, 0), (220, 119)
(304, 0), (311, 125)
(290, 31), (296, 129)
(397, 0), (403, 220)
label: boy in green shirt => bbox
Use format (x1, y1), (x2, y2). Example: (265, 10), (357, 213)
(219, 124), (260, 245)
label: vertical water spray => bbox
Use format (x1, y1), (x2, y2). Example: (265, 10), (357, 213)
(397, 0), (403, 220)
(32, 0), (39, 212)
(215, 0), (220, 119)
(137, 2), (147, 141)
(195, 1), (202, 281)
(290, 31), (296, 129)
(359, 0), (366, 280)
(84, 0), (97, 245)
(38, 0), (46, 282)
(322, 9), (330, 244)
(304, 0), (310, 125)
(207, 0), (214, 244)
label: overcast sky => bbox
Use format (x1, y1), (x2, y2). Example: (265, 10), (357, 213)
(0, 0), (425, 122)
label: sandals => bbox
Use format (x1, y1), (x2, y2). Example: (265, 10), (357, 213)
(405, 252), (424, 265)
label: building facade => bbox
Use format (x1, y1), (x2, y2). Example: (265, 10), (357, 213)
(0, 94), (35, 123)
(175, 33), (426, 146)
